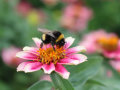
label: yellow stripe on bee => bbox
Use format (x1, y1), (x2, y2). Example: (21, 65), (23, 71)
(42, 34), (46, 40)
(56, 34), (64, 42)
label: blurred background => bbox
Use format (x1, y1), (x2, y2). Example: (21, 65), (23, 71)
(0, 0), (120, 90)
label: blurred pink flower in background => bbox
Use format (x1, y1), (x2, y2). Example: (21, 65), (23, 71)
(110, 60), (120, 72)
(16, 0), (46, 25)
(79, 30), (120, 60)
(106, 70), (112, 78)
(40, 74), (51, 81)
(16, 0), (32, 16)
(61, 3), (93, 32)
(79, 30), (108, 53)
(103, 41), (120, 60)
(16, 37), (87, 79)
(2, 47), (24, 67)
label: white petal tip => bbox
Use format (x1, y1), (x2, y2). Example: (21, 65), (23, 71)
(23, 46), (30, 51)
(79, 46), (87, 52)
(32, 37), (38, 40)
(45, 71), (53, 74)
(73, 60), (80, 65)
(63, 72), (70, 79)
(17, 69), (23, 72)
(16, 52), (21, 57)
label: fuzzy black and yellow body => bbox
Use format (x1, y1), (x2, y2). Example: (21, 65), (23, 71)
(38, 28), (65, 50)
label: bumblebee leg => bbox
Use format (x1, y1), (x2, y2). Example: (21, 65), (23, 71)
(40, 42), (43, 48)
(51, 42), (55, 51)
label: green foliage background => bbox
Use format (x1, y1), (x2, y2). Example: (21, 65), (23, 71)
(0, 0), (120, 90)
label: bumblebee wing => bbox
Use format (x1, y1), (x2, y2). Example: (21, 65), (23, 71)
(38, 28), (51, 33)
(38, 28), (55, 38)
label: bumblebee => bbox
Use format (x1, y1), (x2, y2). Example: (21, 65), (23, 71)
(38, 28), (65, 50)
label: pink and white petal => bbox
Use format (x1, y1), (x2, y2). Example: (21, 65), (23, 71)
(23, 46), (38, 54)
(42, 63), (55, 74)
(66, 46), (86, 54)
(65, 37), (75, 48)
(17, 61), (32, 72)
(16, 51), (37, 60)
(67, 54), (87, 63)
(32, 37), (42, 48)
(24, 62), (42, 73)
(59, 58), (80, 65)
(55, 64), (70, 79)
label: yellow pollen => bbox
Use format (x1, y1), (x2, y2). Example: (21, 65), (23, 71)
(97, 35), (119, 51)
(36, 47), (66, 64)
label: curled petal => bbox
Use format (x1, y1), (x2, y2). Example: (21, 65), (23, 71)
(65, 37), (75, 48)
(67, 54), (87, 63)
(55, 64), (70, 79)
(42, 63), (55, 74)
(59, 58), (80, 65)
(23, 46), (38, 54)
(66, 46), (86, 54)
(32, 37), (42, 48)
(17, 61), (32, 72)
(16, 51), (37, 60)
(24, 62), (42, 73)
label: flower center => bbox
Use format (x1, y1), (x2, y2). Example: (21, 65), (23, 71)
(36, 46), (66, 64)
(97, 36), (119, 51)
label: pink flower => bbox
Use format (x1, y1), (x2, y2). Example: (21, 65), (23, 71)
(79, 30), (120, 60)
(61, 3), (93, 32)
(16, 37), (87, 79)
(2, 47), (24, 67)
(16, 1), (32, 16)
(106, 70), (112, 78)
(79, 30), (108, 53)
(103, 41), (120, 60)
(109, 60), (120, 72)
(40, 74), (51, 81)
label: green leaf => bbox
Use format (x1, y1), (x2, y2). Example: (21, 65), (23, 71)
(67, 55), (103, 89)
(88, 58), (120, 90)
(28, 81), (52, 90)
(78, 79), (113, 90)
(0, 82), (10, 90)
(50, 72), (74, 90)
(81, 78), (120, 90)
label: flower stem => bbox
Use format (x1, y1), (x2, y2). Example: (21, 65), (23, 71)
(50, 72), (74, 90)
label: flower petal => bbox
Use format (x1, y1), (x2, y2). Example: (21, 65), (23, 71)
(55, 64), (70, 79)
(103, 50), (118, 59)
(59, 58), (80, 65)
(16, 51), (37, 60)
(67, 54), (87, 63)
(23, 46), (38, 54)
(42, 63), (55, 74)
(17, 61), (32, 72)
(65, 37), (75, 48)
(24, 62), (42, 73)
(32, 37), (42, 48)
(66, 46), (86, 54)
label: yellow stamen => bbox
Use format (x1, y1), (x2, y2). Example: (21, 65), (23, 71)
(36, 46), (66, 64)
(97, 35), (119, 51)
